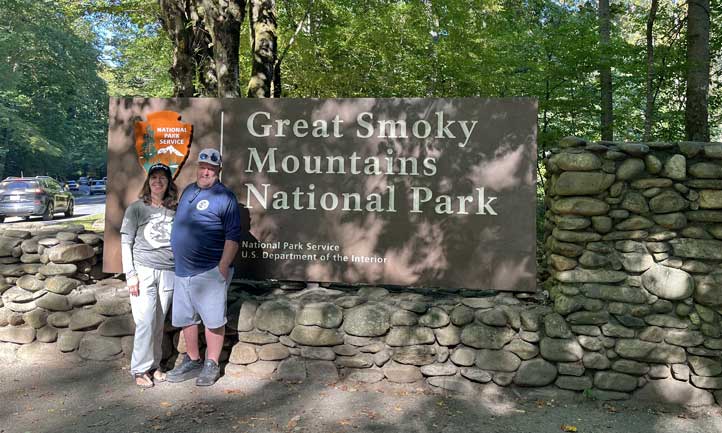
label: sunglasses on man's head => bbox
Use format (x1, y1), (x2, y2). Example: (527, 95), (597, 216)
(200, 152), (220, 162)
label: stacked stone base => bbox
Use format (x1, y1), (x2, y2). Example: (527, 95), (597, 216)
(542, 138), (722, 406)
(192, 284), (715, 406)
(4, 176), (722, 407)
(0, 225), (142, 363)
(3, 273), (721, 405)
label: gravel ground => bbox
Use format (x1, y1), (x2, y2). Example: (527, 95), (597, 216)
(2, 349), (722, 433)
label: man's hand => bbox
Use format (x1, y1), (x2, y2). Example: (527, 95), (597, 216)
(218, 239), (238, 281)
(218, 263), (230, 281)
(127, 275), (140, 296)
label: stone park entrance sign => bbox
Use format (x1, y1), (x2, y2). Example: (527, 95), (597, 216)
(105, 98), (537, 291)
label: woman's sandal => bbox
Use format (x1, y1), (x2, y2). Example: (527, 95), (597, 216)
(152, 370), (167, 383)
(134, 372), (154, 388)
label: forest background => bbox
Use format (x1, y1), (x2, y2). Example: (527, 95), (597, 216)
(0, 0), (719, 182)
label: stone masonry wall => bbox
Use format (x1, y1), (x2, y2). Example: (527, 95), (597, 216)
(543, 137), (722, 405)
(0, 225), (138, 361)
(221, 286), (551, 394)
(5, 140), (722, 408)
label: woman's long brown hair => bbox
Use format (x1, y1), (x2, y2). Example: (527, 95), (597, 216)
(139, 170), (179, 210)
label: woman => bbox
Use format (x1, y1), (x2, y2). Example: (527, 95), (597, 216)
(120, 163), (178, 388)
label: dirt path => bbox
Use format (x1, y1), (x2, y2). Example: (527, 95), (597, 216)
(2, 348), (722, 433)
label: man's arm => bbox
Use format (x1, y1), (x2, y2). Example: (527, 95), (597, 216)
(218, 239), (239, 280)
(218, 191), (242, 280)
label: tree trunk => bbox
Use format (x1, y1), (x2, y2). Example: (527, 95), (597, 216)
(685, 0), (710, 141)
(158, 0), (196, 97)
(273, 60), (282, 98)
(644, 0), (658, 141)
(598, 0), (613, 141)
(190, 2), (217, 96)
(248, 0), (278, 98)
(543, 78), (550, 141)
(0, 129), (8, 180)
(423, 0), (439, 96)
(273, 0), (314, 99)
(201, 0), (246, 98)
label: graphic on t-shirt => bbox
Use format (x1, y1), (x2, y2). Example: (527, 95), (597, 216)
(196, 200), (210, 211)
(144, 212), (173, 248)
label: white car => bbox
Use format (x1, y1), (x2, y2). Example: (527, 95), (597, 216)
(89, 180), (106, 195)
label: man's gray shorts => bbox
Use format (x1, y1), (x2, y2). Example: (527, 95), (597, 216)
(172, 266), (232, 329)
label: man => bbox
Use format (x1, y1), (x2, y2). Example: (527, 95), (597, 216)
(166, 148), (240, 386)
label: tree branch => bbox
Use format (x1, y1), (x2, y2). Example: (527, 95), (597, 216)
(278, 0), (313, 63)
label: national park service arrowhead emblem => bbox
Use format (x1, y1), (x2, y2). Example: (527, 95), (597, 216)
(134, 111), (193, 178)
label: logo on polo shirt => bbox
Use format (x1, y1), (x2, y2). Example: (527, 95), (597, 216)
(196, 199), (210, 211)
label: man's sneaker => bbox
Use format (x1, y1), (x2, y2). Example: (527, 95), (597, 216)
(196, 359), (221, 386)
(166, 354), (203, 383)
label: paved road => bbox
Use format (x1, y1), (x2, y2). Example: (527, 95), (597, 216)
(1, 192), (106, 225)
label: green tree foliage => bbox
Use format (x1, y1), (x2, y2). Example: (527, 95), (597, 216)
(276, 0), (438, 97)
(96, 0), (722, 144)
(276, 0), (605, 147)
(0, 0), (108, 179)
(65, 1), (173, 97)
(100, 22), (174, 98)
(3, 0), (721, 182)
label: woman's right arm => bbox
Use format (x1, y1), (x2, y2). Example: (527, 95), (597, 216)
(120, 203), (140, 296)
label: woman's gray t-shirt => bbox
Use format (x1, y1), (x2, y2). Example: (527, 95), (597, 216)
(120, 200), (175, 271)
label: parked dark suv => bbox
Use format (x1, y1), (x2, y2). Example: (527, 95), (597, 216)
(0, 176), (75, 222)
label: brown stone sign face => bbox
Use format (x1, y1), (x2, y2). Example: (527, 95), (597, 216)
(134, 111), (192, 177)
(106, 98), (537, 291)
